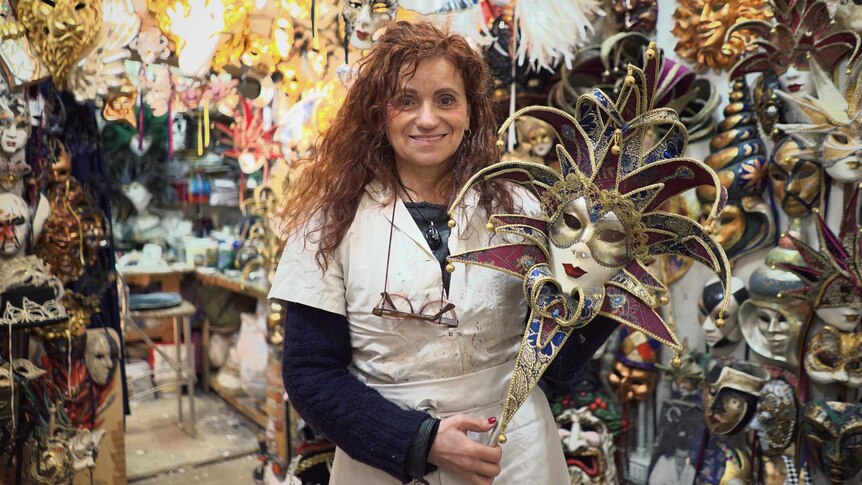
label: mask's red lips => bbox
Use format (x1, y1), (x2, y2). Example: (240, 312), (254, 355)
(563, 264), (587, 278)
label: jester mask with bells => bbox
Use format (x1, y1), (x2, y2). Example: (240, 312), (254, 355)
(12, 0), (103, 87)
(728, 0), (860, 100)
(777, 187), (862, 331)
(775, 62), (862, 183)
(446, 43), (732, 444)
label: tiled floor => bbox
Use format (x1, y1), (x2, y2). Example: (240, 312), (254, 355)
(126, 392), (260, 483)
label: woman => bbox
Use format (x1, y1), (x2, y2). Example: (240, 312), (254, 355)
(271, 22), (604, 485)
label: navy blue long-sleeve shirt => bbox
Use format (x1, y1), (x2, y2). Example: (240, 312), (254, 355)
(282, 301), (619, 482)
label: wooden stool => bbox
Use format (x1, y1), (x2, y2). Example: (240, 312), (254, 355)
(126, 300), (197, 437)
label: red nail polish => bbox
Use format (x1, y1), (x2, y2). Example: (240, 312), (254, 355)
(488, 417), (497, 425)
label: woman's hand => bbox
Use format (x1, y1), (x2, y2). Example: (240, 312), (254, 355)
(428, 415), (502, 485)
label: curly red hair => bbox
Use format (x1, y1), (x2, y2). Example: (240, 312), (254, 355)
(281, 21), (514, 269)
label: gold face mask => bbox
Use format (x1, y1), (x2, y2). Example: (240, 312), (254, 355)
(608, 360), (657, 402)
(805, 326), (862, 388)
(16, 0), (102, 86)
(768, 137), (821, 218)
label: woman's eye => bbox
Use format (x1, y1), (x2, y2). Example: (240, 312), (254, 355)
(563, 213), (581, 230)
(598, 229), (626, 243)
(439, 95), (455, 106)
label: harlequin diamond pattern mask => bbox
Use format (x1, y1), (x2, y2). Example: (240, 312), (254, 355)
(447, 43), (732, 444)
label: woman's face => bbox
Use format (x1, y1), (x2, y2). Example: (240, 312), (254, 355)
(386, 58), (470, 177)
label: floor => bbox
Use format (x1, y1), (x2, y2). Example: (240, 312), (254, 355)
(126, 392), (261, 484)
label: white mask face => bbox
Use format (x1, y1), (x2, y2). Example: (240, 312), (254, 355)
(122, 182), (153, 213)
(85, 330), (117, 386)
(777, 65), (814, 96)
(171, 113), (188, 152)
(816, 306), (862, 332)
(0, 192), (29, 257)
(343, 0), (397, 50)
(0, 91), (30, 155)
(548, 197), (629, 296)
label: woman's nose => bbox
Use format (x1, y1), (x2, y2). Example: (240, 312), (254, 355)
(414, 103), (440, 128)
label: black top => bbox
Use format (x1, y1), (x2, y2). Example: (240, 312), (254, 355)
(404, 202), (451, 293)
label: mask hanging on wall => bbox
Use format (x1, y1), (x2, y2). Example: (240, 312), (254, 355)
(699, 276), (748, 352)
(342, 0), (398, 51)
(657, 351), (706, 401)
(702, 361), (769, 435)
(608, 327), (660, 403)
(767, 136), (822, 219)
(777, 187), (862, 331)
(609, 0), (657, 33)
(739, 237), (809, 370)
(804, 326), (862, 387)
(697, 78), (775, 261)
(0, 86), (31, 157)
(556, 407), (617, 485)
(0, 192), (28, 257)
(804, 401), (862, 484)
(775, 62), (862, 183)
(85, 328), (119, 386)
(0, 0), (49, 88)
(13, 0), (103, 86)
(671, 0), (774, 72)
(748, 379), (798, 455)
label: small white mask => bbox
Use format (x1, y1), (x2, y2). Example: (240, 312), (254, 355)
(343, 0), (398, 50)
(0, 192), (29, 257)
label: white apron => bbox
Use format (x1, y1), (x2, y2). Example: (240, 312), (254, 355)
(270, 182), (568, 485)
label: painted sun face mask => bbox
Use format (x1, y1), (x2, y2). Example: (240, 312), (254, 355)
(767, 136), (821, 218)
(804, 326), (862, 387)
(778, 187), (862, 331)
(447, 44), (732, 443)
(0, 89), (30, 156)
(15, 0), (102, 87)
(343, 0), (398, 50)
(804, 401), (862, 484)
(740, 238), (809, 369)
(748, 379), (798, 455)
(703, 362), (769, 435)
(698, 78), (775, 261)
(671, 0), (774, 72)
(699, 276), (748, 350)
(0, 192), (28, 257)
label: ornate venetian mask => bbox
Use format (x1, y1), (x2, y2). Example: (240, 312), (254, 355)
(805, 326), (862, 387)
(740, 239), (809, 369)
(15, 0), (102, 86)
(748, 379), (797, 455)
(79, 209), (107, 267)
(102, 84), (138, 128)
(0, 192), (28, 257)
(0, 0), (48, 88)
(699, 276), (747, 350)
(343, 0), (397, 50)
(804, 401), (862, 484)
(657, 351), (705, 400)
(0, 151), (30, 193)
(85, 328), (118, 386)
(672, 0), (773, 72)
(549, 197), (631, 295)
(703, 362), (769, 435)
(768, 137), (821, 218)
(515, 116), (555, 158)
(0, 89), (29, 156)
(557, 407), (617, 484)
(698, 79), (774, 260)
(47, 137), (72, 184)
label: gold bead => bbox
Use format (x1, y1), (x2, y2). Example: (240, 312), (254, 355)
(486, 222), (495, 231)
(715, 317), (725, 328)
(646, 49), (656, 60)
(671, 354), (682, 368)
(611, 145), (621, 155)
(777, 292), (784, 299)
(659, 294), (669, 305)
(446, 263), (455, 273)
(447, 219), (456, 228)
(496, 139), (505, 149)
(498, 433), (507, 444)
(625, 75), (636, 86)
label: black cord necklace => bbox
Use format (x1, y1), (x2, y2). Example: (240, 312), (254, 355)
(398, 182), (443, 250)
